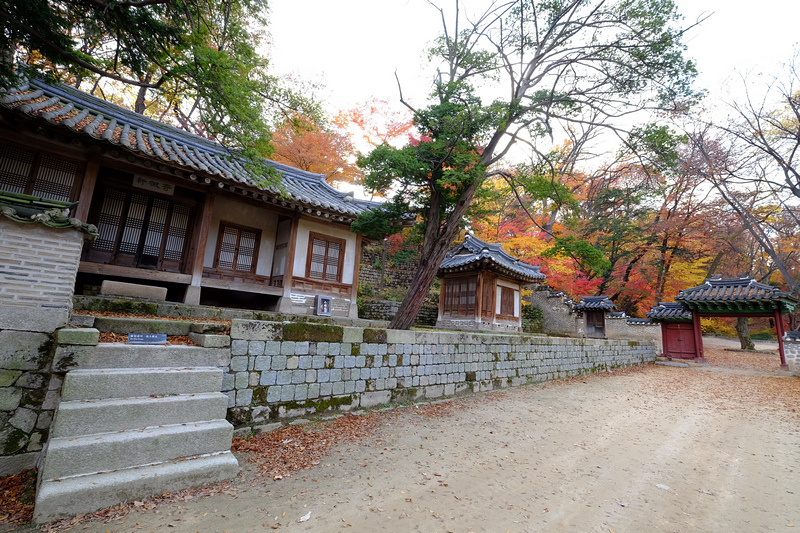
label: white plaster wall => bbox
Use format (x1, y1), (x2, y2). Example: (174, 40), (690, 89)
(293, 218), (357, 284)
(204, 196), (279, 276)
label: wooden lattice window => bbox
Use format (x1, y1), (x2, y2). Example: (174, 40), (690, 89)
(0, 143), (81, 202)
(214, 222), (261, 273)
(500, 286), (517, 317)
(306, 232), (345, 282)
(443, 276), (477, 317)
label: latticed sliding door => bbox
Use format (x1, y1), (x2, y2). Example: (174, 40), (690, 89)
(87, 186), (193, 272)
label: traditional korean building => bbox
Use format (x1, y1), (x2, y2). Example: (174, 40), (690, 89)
(436, 234), (546, 331)
(647, 277), (799, 366)
(574, 296), (616, 338)
(0, 75), (390, 317)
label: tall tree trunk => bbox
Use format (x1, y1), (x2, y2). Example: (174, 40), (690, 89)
(134, 73), (152, 114)
(736, 317), (755, 350)
(389, 184), (477, 329)
(135, 85), (148, 114)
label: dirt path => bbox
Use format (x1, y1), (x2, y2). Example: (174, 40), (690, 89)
(26, 338), (800, 532)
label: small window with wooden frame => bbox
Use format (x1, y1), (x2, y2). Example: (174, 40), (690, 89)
(214, 222), (261, 274)
(442, 276), (477, 317)
(306, 232), (346, 282)
(499, 285), (518, 318)
(0, 142), (83, 202)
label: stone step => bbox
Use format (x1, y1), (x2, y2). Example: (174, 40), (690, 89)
(61, 367), (223, 401)
(54, 344), (230, 371)
(51, 392), (229, 437)
(93, 316), (193, 336)
(40, 419), (233, 481)
(34, 451), (239, 523)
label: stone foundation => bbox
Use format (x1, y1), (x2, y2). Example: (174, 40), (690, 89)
(222, 320), (658, 432)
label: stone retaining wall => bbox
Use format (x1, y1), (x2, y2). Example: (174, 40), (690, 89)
(358, 300), (438, 326)
(358, 265), (416, 291)
(0, 220), (85, 475)
(223, 320), (657, 432)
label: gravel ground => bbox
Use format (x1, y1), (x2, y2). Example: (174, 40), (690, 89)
(19, 337), (800, 532)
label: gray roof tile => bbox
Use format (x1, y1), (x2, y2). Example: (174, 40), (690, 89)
(439, 234), (546, 283)
(1, 77), (383, 221)
(646, 302), (693, 321)
(574, 296), (616, 311)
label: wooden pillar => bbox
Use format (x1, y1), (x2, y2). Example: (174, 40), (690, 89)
(660, 322), (668, 357)
(183, 194), (214, 305)
(349, 233), (363, 319)
(475, 273), (483, 327)
(775, 309), (788, 370)
(277, 214), (301, 314)
(73, 159), (100, 222)
(283, 214), (300, 292)
(691, 310), (705, 361)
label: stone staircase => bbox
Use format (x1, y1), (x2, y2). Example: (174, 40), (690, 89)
(34, 342), (239, 523)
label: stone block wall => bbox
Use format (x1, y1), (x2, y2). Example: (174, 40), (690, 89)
(358, 300), (438, 327)
(358, 265), (416, 292)
(222, 319), (657, 432)
(785, 335), (800, 376)
(0, 219), (86, 475)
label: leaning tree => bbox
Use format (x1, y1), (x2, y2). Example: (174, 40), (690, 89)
(356, 0), (700, 329)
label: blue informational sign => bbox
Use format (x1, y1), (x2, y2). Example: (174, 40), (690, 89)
(128, 333), (168, 345)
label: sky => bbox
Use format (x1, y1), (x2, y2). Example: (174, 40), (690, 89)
(268, 0), (800, 116)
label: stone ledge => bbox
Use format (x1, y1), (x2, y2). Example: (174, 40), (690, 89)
(0, 451), (39, 477)
(188, 332), (231, 348)
(100, 280), (167, 301)
(56, 328), (99, 346)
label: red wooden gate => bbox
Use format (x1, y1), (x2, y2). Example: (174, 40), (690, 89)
(663, 323), (697, 359)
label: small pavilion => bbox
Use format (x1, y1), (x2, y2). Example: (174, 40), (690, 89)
(647, 277), (799, 367)
(574, 296), (616, 338)
(436, 234), (546, 331)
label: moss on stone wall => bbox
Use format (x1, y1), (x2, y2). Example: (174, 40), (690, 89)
(363, 329), (388, 343)
(282, 323), (343, 342)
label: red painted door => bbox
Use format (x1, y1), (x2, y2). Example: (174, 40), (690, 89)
(664, 323), (697, 358)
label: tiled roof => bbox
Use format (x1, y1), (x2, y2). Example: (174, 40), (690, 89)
(438, 234), (547, 283)
(574, 296), (616, 311)
(0, 76), (383, 222)
(0, 191), (97, 234)
(675, 277), (798, 313)
(646, 302), (693, 322)
(626, 318), (654, 326)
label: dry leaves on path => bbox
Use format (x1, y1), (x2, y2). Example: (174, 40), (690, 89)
(233, 413), (382, 480)
(0, 469), (36, 526)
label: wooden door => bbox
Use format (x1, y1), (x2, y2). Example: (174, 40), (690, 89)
(663, 323), (697, 358)
(586, 311), (605, 338)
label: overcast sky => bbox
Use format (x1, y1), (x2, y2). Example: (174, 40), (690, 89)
(268, 0), (800, 115)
